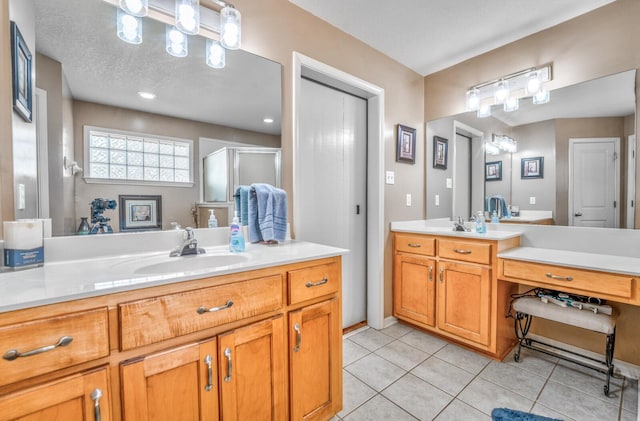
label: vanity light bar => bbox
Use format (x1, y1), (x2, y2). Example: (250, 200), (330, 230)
(466, 64), (553, 112)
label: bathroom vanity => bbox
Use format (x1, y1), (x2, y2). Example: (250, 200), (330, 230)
(0, 233), (345, 421)
(391, 220), (640, 365)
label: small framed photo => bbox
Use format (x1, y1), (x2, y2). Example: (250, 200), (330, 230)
(433, 136), (448, 170)
(485, 161), (502, 181)
(119, 195), (162, 231)
(521, 156), (544, 179)
(396, 124), (416, 164)
(10, 21), (32, 122)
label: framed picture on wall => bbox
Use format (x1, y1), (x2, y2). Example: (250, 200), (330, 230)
(485, 161), (502, 181)
(433, 136), (448, 170)
(119, 195), (162, 231)
(521, 156), (544, 179)
(396, 124), (416, 164)
(10, 21), (32, 122)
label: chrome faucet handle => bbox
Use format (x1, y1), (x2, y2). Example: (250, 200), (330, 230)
(184, 227), (195, 240)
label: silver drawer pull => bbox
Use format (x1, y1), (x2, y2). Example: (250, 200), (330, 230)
(545, 273), (574, 281)
(428, 266), (433, 282)
(454, 249), (472, 254)
(439, 267), (444, 284)
(407, 243), (421, 248)
(293, 323), (301, 353)
(90, 388), (102, 421)
(204, 355), (214, 391)
(305, 277), (328, 288)
(197, 300), (234, 314)
(3, 335), (73, 361)
(224, 347), (232, 382)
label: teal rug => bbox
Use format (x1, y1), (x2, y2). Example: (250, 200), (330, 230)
(491, 408), (563, 421)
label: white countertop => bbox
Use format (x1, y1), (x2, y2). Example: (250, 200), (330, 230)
(0, 240), (347, 313)
(390, 220), (522, 241)
(498, 247), (640, 276)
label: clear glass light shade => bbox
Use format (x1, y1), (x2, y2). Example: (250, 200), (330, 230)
(494, 79), (509, 104)
(119, 0), (148, 17)
(175, 0), (200, 35)
(525, 70), (541, 95)
(533, 89), (550, 104)
(477, 103), (491, 118)
(503, 96), (519, 112)
(485, 142), (500, 155)
(206, 39), (226, 68)
(117, 9), (142, 44)
(166, 26), (188, 57)
(466, 88), (480, 110)
(220, 6), (242, 50)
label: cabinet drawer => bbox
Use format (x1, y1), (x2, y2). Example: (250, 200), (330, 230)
(438, 239), (492, 265)
(501, 259), (633, 299)
(395, 234), (436, 256)
(288, 263), (339, 304)
(0, 308), (110, 387)
(119, 275), (283, 350)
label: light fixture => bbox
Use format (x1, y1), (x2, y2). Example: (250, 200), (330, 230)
(494, 79), (509, 104)
(503, 96), (519, 112)
(477, 103), (491, 118)
(206, 39), (225, 68)
(175, 0), (200, 35)
(137, 91), (156, 99)
(63, 156), (83, 175)
(119, 0), (148, 17)
(492, 134), (517, 153)
(113, 1), (241, 70)
(485, 142), (500, 155)
(166, 25), (188, 57)
(465, 64), (552, 117)
(117, 8), (142, 44)
(220, 6), (241, 50)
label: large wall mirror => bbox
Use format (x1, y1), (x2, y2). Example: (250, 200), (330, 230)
(21, 0), (282, 236)
(426, 69), (636, 229)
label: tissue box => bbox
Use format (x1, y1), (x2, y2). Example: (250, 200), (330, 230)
(3, 220), (44, 268)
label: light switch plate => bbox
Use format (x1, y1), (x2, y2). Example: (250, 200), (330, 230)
(529, 196), (536, 205)
(446, 178), (453, 189)
(18, 184), (25, 210)
(435, 194), (440, 206)
(385, 171), (395, 185)
(406, 194), (412, 206)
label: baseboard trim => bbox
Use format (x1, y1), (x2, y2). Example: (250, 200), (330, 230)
(383, 316), (398, 329)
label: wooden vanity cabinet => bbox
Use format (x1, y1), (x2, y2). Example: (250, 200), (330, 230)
(393, 233), (518, 358)
(0, 255), (343, 421)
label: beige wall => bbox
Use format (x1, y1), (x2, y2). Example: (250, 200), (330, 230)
(72, 100), (280, 234)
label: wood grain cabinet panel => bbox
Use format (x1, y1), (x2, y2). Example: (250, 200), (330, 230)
(395, 234), (436, 256)
(288, 263), (339, 305)
(119, 275), (283, 350)
(438, 239), (492, 265)
(0, 308), (109, 387)
(393, 254), (436, 327)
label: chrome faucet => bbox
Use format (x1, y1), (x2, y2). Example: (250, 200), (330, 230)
(170, 227), (206, 257)
(452, 216), (471, 232)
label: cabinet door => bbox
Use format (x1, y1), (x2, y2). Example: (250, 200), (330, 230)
(120, 339), (219, 421)
(218, 316), (286, 421)
(289, 298), (342, 421)
(0, 366), (111, 421)
(437, 261), (491, 345)
(393, 254), (436, 327)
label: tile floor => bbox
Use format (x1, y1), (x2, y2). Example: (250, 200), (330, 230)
(334, 323), (638, 421)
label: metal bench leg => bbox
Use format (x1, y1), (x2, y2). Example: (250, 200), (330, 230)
(513, 311), (532, 363)
(604, 327), (616, 396)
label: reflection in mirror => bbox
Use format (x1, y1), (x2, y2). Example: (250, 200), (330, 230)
(29, 0), (282, 236)
(426, 69), (636, 228)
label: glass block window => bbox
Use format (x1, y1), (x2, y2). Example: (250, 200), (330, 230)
(84, 127), (193, 185)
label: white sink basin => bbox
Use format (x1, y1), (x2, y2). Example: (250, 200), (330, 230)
(114, 252), (248, 275)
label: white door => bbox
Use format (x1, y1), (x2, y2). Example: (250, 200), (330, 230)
(569, 138), (620, 227)
(453, 133), (471, 219)
(297, 78), (368, 329)
(627, 135), (636, 229)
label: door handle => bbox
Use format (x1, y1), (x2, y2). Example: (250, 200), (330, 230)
(574, 212), (583, 216)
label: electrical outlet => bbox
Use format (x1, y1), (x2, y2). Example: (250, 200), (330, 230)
(385, 171), (395, 185)
(435, 194), (440, 206)
(529, 196), (536, 205)
(406, 194), (412, 206)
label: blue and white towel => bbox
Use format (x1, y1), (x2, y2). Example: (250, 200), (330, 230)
(234, 185), (251, 226)
(248, 183), (288, 243)
(486, 195), (511, 218)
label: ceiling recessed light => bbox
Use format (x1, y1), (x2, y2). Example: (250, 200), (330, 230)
(263, 117), (274, 124)
(138, 91), (156, 99)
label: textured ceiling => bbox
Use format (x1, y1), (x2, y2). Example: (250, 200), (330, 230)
(288, 0), (616, 76)
(34, 0), (282, 135)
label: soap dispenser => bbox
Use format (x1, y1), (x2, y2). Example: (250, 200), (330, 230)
(475, 211), (486, 233)
(208, 210), (218, 228)
(229, 212), (245, 252)
(491, 211), (500, 224)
